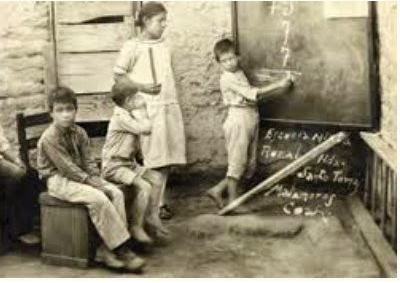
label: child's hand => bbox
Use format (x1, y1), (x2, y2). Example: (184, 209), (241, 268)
(140, 83), (162, 95)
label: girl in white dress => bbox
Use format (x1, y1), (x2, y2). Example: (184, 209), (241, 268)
(114, 2), (187, 219)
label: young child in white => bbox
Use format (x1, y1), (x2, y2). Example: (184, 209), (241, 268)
(102, 80), (169, 245)
(206, 38), (293, 212)
(113, 2), (186, 220)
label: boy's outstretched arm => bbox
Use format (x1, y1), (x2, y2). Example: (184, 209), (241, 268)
(256, 75), (293, 101)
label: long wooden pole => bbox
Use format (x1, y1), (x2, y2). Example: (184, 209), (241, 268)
(218, 131), (349, 215)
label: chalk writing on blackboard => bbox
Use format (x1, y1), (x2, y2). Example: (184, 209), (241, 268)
(271, 183), (339, 217)
(270, 1), (294, 17)
(258, 127), (363, 195)
(262, 128), (352, 146)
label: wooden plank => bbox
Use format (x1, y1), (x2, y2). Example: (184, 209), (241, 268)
(386, 168), (392, 219)
(76, 94), (114, 121)
(59, 75), (114, 94)
(390, 173), (397, 248)
(57, 22), (131, 53)
(371, 154), (377, 217)
(346, 195), (396, 278)
(56, 2), (133, 24)
(360, 132), (396, 171)
(379, 165), (388, 231)
(58, 53), (117, 94)
(58, 53), (118, 75)
(363, 150), (371, 207)
(219, 132), (349, 215)
(375, 156), (382, 222)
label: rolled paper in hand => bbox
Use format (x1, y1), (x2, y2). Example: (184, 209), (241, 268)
(148, 47), (157, 84)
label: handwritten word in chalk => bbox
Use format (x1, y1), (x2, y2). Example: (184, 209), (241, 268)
(270, 1), (294, 16)
(272, 184), (337, 217)
(296, 166), (360, 191)
(260, 144), (302, 161)
(262, 128), (352, 146)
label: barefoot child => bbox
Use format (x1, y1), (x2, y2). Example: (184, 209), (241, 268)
(206, 38), (293, 212)
(37, 87), (145, 273)
(102, 80), (169, 245)
(113, 2), (186, 220)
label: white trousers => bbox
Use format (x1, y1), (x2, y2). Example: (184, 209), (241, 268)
(47, 174), (130, 250)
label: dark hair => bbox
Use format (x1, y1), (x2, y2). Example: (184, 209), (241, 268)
(135, 1), (167, 27)
(213, 38), (237, 62)
(111, 79), (138, 107)
(48, 86), (77, 112)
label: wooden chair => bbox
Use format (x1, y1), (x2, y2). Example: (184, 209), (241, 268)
(16, 112), (108, 268)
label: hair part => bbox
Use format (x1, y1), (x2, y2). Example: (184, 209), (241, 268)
(48, 86), (77, 112)
(213, 38), (237, 62)
(111, 79), (138, 107)
(135, 1), (167, 27)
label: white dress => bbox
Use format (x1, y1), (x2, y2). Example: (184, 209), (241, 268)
(114, 37), (187, 168)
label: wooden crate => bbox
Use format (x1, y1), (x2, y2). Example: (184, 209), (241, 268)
(40, 192), (99, 268)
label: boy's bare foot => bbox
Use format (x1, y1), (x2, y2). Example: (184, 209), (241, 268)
(130, 226), (153, 245)
(205, 189), (224, 209)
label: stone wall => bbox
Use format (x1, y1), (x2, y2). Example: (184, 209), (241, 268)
(376, 1), (397, 149)
(0, 1), (49, 146)
(164, 1), (231, 173)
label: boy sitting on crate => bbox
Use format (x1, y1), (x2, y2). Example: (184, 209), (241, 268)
(37, 86), (145, 273)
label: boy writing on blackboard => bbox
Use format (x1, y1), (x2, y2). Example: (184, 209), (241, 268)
(206, 38), (293, 212)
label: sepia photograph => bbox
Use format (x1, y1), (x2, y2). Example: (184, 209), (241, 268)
(0, 0), (397, 278)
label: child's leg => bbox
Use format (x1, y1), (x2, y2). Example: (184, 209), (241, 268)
(206, 179), (228, 209)
(227, 177), (239, 204)
(157, 167), (173, 219)
(48, 175), (145, 272)
(141, 169), (169, 236)
(47, 174), (130, 251)
(103, 165), (153, 244)
(130, 177), (153, 244)
(101, 180), (128, 225)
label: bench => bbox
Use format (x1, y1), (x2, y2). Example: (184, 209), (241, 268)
(16, 112), (108, 268)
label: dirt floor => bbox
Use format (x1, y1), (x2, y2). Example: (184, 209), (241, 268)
(0, 177), (382, 278)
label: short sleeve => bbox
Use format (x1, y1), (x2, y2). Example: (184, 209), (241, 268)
(114, 40), (138, 75)
(221, 72), (258, 102)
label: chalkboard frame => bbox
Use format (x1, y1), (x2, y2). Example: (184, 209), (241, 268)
(231, 1), (380, 132)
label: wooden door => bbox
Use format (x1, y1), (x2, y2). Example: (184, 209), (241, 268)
(48, 1), (138, 121)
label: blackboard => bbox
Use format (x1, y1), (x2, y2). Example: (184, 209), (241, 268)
(234, 1), (378, 130)
(255, 126), (365, 197)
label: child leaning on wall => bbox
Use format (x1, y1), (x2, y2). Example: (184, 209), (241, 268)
(101, 80), (170, 246)
(113, 1), (187, 220)
(206, 38), (294, 213)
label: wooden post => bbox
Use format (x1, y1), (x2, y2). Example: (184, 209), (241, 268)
(363, 150), (371, 207)
(390, 172), (397, 248)
(44, 1), (58, 95)
(371, 154), (378, 218)
(218, 131), (349, 215)
(380, 165), (388, 231)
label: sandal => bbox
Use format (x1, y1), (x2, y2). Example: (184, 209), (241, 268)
(159, 205), (173, 220)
